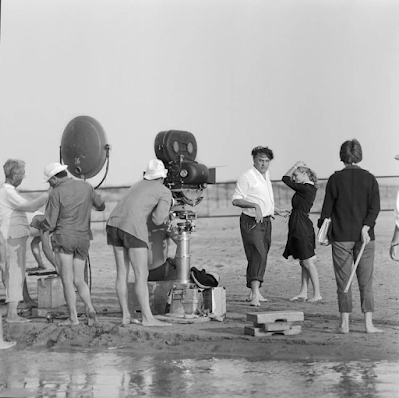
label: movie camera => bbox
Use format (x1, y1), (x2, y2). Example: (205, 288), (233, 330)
(154, 130), (216, 284)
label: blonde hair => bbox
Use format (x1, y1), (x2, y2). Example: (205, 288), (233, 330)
(297, 166), (318, 186)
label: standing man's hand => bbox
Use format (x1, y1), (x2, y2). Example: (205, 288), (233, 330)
(361, 225), (371, 245)
(254, 204), (263, 223)
(274, 207), (290, 218)
(390, 243), (399, 261)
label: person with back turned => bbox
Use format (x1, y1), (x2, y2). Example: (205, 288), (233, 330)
(37, 162), (105, 327)
(106, 159), (173, 326)
(318, 139), (383, 334)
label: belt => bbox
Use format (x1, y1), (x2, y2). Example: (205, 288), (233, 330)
(242, 213), (273, 220)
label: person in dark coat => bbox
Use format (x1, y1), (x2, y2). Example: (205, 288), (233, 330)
(282, 161), (322, 303)
(318, 139), (383, 334)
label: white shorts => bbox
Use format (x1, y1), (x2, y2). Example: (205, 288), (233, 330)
(3, 236), (28, 303)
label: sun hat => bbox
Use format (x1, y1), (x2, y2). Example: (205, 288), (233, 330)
(43, 162), (68, 182)
(143, 159), (168, 180)
(190, 267), (220, 289)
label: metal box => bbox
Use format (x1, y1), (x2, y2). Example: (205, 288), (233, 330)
(37, 276), (66, 309)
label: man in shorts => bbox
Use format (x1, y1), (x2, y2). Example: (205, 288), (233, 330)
(37, 162), (105, 326)
(106, 159), (173, 327)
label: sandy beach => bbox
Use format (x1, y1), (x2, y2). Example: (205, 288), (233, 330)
(2, 208), (398, 362)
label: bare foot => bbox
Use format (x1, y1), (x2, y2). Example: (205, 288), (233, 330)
(142, 318), (171, 327)
(87, 311), (98, 327)
(0, 340), (16, 349)
(250, 298), (260, 307)
(290, 295), (307, 302)
(121, 317), (142, 326)
(247, 293), (267, 302)
(257, 293), (268, 302)
(366, 326), (384, 334)
(58, 318), (79, 327)
(21, 300), (38, 309)
(336, 326), (349, 334)
(6, 316), (31, 324)
(307, 296), (323, 303)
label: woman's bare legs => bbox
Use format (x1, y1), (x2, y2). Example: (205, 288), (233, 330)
(290, 266), (309, 301)
(300, 257), (322, 303)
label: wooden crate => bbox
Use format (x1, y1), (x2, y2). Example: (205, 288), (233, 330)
(245, 311), (304, 337)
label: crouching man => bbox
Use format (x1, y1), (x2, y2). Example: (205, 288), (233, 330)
(147, 218), (178, 282)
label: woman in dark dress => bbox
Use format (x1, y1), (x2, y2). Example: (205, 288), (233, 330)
(282, 161), (322, 303)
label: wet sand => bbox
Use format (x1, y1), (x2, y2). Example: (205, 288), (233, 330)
(2, 211), (399, 361)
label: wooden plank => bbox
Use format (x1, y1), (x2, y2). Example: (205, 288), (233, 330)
(247, 311), (304, 324)
(244, 326), (263, 336)
(244, 325), (302, 337)
(260, 322), (293, 332)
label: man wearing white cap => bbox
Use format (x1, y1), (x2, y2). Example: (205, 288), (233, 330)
(36, 162), (105, 326)
(0, 159), (50, 323)
(390, 154), (399, 261)
(106, 159), (173, 326)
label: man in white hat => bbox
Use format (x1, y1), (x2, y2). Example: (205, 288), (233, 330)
(36, 162), (105, 326)
(106, 159), (173, 326)
(390, 154), (399, 261)
(0, 159), (50, 323)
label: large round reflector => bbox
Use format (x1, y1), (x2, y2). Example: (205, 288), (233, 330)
(60, 116), (108, 179)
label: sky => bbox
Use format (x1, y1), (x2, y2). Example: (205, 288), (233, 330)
(0, 0), (398, 190)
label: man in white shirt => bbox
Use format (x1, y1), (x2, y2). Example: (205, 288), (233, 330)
(390, 153), (399, 261)
(232, 146), (288, 306)
(0, 159), (49, 323)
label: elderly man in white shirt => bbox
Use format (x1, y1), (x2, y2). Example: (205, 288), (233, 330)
(0, 159), (49, 323)
(390, 154), (399, 261)
(232, 146), (288, 307)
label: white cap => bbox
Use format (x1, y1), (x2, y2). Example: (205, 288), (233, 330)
(43, 162), (68, 182)
(143, 159), (168, 180)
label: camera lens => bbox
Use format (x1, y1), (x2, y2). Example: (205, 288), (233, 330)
(173, 141), (180, 153)
(187, 141), (194, 154)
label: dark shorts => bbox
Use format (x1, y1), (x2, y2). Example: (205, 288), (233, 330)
(106, 225), (147, 249)
(51, 234), (90, 261)
(148, 259), (177, 281)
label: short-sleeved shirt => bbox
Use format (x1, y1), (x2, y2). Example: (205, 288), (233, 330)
(41, 178), (105, 240)
(0, 183), (30, 239)
(232, 167), (275, 218)
(107, 179), (172, 245)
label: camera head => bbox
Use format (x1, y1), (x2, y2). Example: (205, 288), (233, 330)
(154, 130), (215, 207)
